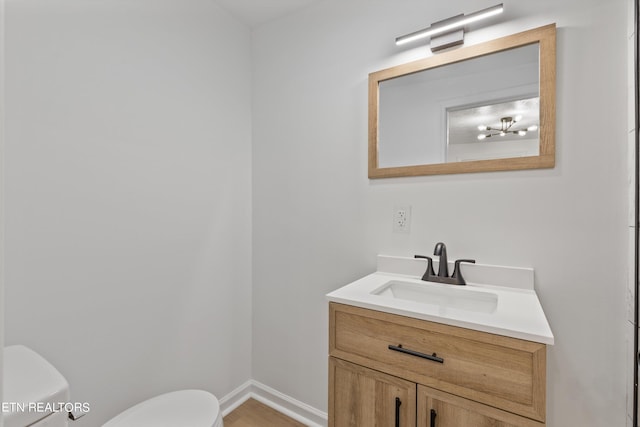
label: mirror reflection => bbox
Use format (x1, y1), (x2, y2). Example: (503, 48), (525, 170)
(447, 96), (540, 162)
(378, 44), (539, 167)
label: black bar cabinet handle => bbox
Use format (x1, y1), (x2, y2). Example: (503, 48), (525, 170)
(430, 409), (437, 427)
(395, 397), (401, 427)
(388, 344), (444, 364)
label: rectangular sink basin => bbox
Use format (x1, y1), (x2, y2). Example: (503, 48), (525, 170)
(371, 280), (498, 313)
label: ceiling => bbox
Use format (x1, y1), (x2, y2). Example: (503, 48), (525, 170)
(213, 0), (322, 27)
(448, 97), (540, 145)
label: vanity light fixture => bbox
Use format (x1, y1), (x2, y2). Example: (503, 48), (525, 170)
(395, 3), (504, 51)
(476, 116), (537, 140)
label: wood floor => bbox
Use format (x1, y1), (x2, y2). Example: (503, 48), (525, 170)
(223, 398), (307, 427)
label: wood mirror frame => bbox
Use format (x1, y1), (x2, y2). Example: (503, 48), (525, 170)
(368, 24), (556, 178)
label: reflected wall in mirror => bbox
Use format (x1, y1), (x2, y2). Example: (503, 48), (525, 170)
(369, 24), (556, 178)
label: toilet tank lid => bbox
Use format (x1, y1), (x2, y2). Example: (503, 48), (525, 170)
(2, 345), (70, 427)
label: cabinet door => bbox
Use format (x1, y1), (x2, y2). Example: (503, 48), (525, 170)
(417, 385), (544, 427)
(329, 357), (416, 427)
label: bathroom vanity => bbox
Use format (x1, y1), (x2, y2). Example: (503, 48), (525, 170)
(327, 255), (553, 426)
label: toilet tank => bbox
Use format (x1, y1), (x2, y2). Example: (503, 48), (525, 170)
(3, 345), (70, 427)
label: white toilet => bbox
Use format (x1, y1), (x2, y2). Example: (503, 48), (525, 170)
(3, 345), (224, 427)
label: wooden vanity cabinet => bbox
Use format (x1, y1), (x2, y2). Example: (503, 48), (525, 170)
(328, 302), (547, 427)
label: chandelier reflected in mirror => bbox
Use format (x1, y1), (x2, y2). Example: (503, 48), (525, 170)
(477, 116), (538, 140)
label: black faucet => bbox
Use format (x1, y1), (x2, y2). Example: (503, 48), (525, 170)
(415, 242), (476, 285)
(434, 242), (449, 278)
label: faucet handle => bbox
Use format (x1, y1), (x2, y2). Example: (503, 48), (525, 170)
(414, 255), (436, 280)
(451, 259), (476, 285)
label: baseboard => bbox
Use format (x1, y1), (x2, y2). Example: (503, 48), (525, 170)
(219, 380), (328, 427)
(219, 380), (254, 416)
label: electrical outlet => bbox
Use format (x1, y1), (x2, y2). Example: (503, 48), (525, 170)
(393, 205), (411, 233)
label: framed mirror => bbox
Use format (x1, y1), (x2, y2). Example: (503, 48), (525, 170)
(369, 24), (556, 178)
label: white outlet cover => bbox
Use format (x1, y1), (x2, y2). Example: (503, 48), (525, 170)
(393, 205), (411, 233)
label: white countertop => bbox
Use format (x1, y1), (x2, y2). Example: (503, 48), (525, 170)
(327, 256), (554, 345)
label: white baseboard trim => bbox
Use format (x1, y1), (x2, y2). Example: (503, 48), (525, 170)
(219, 380), (328, 427)
(219, 380), (254, 416)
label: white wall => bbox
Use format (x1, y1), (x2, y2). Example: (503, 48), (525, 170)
(4, 1), (252, 425)
(252, 1), (629, 426)
(627, 0), (637, 425)
(0, 1), (4, 425)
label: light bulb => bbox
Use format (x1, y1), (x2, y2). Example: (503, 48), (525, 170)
(478, 125), (487, 131)
(518, 130), (527, 136)
(514, 115), (523, 122)
(499, 131), (505, 136)
(477, 134), (486, 140)
(527, 125), (538, 131)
